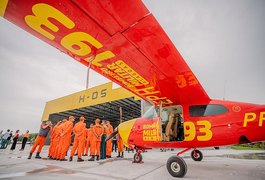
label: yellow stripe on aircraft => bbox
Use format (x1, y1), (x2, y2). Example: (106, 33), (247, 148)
(0, 0), (8, 17)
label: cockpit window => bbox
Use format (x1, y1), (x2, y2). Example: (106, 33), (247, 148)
(189, 104), (228, 117)
(142, 106), (158, 120)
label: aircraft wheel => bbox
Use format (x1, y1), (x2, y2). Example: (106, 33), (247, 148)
(191, 149), (203, 161)
(133, 153), (142, 163)
(166, 156), (187, 178)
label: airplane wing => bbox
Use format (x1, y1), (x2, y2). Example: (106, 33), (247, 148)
(1, 0), (210, 105)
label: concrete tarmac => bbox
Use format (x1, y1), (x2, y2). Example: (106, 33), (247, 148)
(0, 145), (264, 180)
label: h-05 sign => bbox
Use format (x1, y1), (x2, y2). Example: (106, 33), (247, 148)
(78, 89), (107, 103)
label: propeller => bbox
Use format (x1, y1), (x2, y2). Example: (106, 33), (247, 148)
(105, 127), (118, 142)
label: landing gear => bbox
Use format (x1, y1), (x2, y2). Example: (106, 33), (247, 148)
(166, 156), (187, 178)
(191, 149), (203, 161)
(133, 150), (143, 163)
(133, 153), (143, 163)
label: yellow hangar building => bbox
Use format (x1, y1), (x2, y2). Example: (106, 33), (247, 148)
(42, 82), (150, 128)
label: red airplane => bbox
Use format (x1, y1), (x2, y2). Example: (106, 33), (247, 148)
(1, 0), (264, 178)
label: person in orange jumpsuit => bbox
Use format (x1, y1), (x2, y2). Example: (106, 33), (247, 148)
(106, 121), (113, 158)
(83, 123), (94, 156)
(28, 121), (52, 159)
(69, 116), (86, 162)
(48, 121), (61, 159)
(52, 119), (66, 160)
(19, 130), (30, 151)
(117, 133), (124, 158)
(88, 119), (104, 161)
(59, 116), (75, 161)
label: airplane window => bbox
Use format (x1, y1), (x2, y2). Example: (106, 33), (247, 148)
(189, 104), (228, 117)
(161, 110), (169, 123)
(142, 106), (158, 120)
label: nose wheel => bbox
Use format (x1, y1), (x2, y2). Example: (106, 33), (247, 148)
(133, 150), (144, 163)
(133, 153), (143, 163)
(191, 149), (203, 161)
(166, 156), (187, 178)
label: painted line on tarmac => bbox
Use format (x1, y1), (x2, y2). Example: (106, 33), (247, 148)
(0, 172), (26, 179)
(132, 164), (166, 180)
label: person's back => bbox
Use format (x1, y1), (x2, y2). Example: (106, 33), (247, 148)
(117, 133), (124, 158)
(48, 121), (61, 159)
(10, 130), (19, 151)
(28, 121), (52, 159)
(0, 130), (10, 149)
(106, 121), (113, 158)
(20, 130), (29, 151)
(5, 131), (12, 148)
(7, 132), (12, 141)
(88, 119), (103, 161)
(2, 131), (10, 140)
(58, 116), (75, 160)
(62, 120), (74, 137)
(73, 121), (86, 138)
(93, 124), (104, 141)
(69, 116), (86, 162)
(38, 125), (51, 137)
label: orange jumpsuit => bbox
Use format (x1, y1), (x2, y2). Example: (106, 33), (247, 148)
(70, 121), (86, 158)
(59, 120), (73, 159)
(117, 134), (124, 153)
(90, 124), (104, 156)
(48, 124), (60, 157)
(53, 122), (65, 159)
(84, 127), (93, 155)
(106, 124), (113, 157)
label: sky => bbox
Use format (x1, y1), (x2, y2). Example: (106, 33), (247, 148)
(0, 0), (264, 133)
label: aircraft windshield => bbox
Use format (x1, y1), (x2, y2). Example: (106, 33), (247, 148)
(142, 106), (158, 120)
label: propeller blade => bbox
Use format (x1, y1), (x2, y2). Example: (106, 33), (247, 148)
(106, 127), (118, 142)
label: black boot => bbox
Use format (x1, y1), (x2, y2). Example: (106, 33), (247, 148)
(77, 157), (84, 162)
(121, 152), (124, 158)
(117, 152), (120, 158)
(28, 153), (32, 159)
(88, 155), (95, 161)
(35, 152), (41, 159)
(96, 155), (99, 161)
(69, 156), (73, 161)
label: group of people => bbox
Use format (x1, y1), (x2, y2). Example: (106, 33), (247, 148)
(0, 129), (30, 151)
(28, 116), (125, 162)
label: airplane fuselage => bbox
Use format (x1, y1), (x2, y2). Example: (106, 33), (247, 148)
(119, 100), (265, 149)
